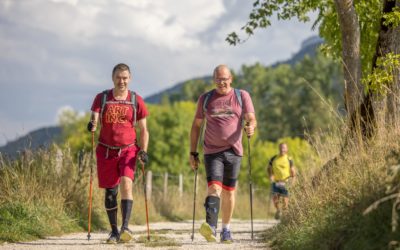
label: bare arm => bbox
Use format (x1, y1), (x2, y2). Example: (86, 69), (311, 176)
(137, 118), (149, 152)
(88, 112), (99, 131)
(290, 165), (296, 183)
(189, 117), (203, 170)
(267, 163), (274, 182)
(244, 112), (257, 137)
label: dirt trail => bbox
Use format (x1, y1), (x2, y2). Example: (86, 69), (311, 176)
(0, 219), (277, 249)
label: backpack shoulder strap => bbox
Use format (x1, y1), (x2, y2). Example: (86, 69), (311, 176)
(269, 155), (278, 166)
(130, 91), (137, 126)
(100, 89), (110, 126)
(202, 89), (215, 114)
(234, 88), (243, 108)
(234, 88), (244, 126)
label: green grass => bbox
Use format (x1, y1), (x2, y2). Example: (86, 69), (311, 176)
(0, 202), (80, 242)
(0, 144), (269, 243)
(0, 146), (107, 243)
(266, 126), (400, 249)
(136, 234), (182, 247)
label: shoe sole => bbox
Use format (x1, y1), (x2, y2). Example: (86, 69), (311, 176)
(106, 239), (118, 244)
(119, 231), (133, 243)
(199, 223), (217, 242)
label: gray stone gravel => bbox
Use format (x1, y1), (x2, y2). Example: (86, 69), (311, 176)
(0, 219), (277, 249)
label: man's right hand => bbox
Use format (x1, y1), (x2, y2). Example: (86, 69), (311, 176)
(87, 121), (96, 132)
(270, 175), (275, 183)
(189, 152), (200, 170)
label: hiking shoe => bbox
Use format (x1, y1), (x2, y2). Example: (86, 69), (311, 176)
(106, 231), (120, 244)
(220, 228), (233, 244)
(199, 222), (217, 242)
(119, 227), (133, 243)
(274, 210), (281, 220)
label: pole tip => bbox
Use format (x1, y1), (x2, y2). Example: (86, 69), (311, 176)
(87, 233), (91, 241)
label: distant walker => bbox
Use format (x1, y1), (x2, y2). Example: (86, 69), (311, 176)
(267, 143), (296, 220)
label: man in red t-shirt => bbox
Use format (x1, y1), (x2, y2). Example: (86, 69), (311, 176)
(87, 63), (149, 244)
(190, 65), (257, 243)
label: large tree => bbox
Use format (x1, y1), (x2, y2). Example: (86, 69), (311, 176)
(227, 0), (400, 145)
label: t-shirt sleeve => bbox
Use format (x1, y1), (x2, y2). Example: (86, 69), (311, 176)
(241, 90), (255, 114)
(136, 94), (149, 120)
(194, 94), (206, 119)
(91, 93), (102, 113)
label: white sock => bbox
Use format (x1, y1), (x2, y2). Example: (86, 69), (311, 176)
(222, 223), (230, 230)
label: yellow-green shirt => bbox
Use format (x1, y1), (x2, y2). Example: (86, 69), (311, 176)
(269, 154), (293, 181)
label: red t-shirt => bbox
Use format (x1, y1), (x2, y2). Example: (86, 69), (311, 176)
(91, 90), (149, 147)
(195, 89), (255, 156)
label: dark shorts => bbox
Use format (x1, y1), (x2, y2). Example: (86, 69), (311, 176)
(204, 148), (242, 191)
(96, 144), (139, 188)
(272, 182), (289, 197)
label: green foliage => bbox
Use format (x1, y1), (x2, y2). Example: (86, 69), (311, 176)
(161, 52), (343, 142)
(226, 0), (320, 45)
(362, 53), (400, 94)
(181, 78), (213, 102)
(242, 135), (319, 189)
(383, 7), (400, 27)
(227, 0), (383, 76)
(58, 109), (95, 157)
(235, 52), (343, 141)
(267, 128), (400, 249)
(145, 101), (200, 188)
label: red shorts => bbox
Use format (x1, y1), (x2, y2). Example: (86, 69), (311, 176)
(96, 144), (140, 188)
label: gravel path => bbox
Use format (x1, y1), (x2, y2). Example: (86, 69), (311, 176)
(0, 219), (277, 249)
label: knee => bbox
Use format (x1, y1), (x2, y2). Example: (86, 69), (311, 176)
(120, 177), (132, 193)
(105, 186), (118, 209)
(207, 184), (222, 197)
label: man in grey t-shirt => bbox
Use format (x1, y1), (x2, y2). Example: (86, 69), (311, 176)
(189, 65), (257, 243)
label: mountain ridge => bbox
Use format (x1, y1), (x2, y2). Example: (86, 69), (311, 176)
(144, 35), (323, 104)
(0, 36), (323, 157)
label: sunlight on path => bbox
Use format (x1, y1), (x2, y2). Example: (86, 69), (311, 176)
(0, 219), (278, 249)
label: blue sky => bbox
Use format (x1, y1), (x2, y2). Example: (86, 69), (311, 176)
(0, 0), (317, 146)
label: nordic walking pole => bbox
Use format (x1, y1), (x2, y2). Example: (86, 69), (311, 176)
(87, 131), (94, 241)
(140, 162), (150, 241)
(191, 167), (198, 241)
(191, 121), (205, 241)
(245, 122), (254, 240)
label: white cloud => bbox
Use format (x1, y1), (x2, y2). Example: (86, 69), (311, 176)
(0, 0), (318, 146)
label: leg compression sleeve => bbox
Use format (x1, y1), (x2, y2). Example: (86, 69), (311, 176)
(105, 187), (119, 233)
(204, 196), (220, 228)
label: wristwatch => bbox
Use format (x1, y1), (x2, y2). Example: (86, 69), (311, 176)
(190, 152), (199, 157)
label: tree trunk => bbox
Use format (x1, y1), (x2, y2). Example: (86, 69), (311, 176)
(367, 0), (400, 131)
(381, 0), (400, 127)
(334, 0), (363, 144)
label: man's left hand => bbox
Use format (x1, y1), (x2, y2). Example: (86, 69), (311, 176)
(138, 150), (148, 164)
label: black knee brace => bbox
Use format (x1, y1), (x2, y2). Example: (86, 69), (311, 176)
(105, 186), (118, 209)
(204, 196), (220, 228)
